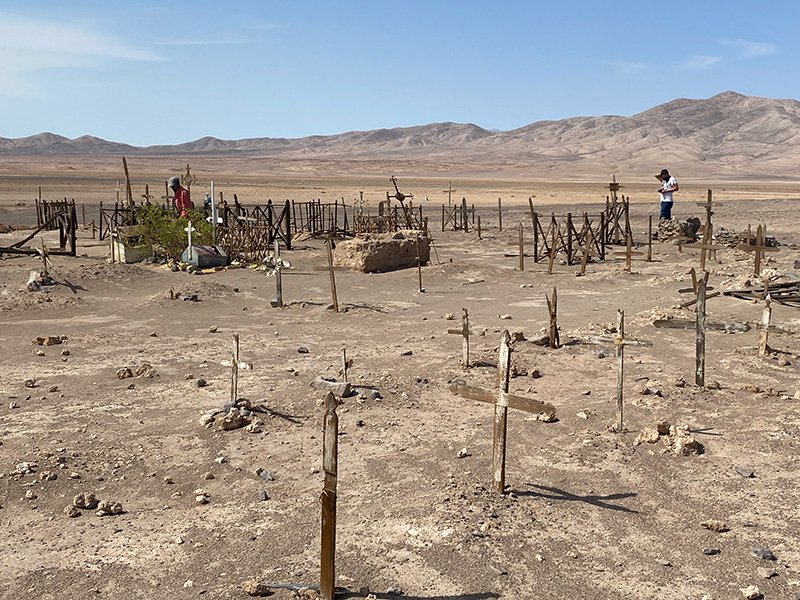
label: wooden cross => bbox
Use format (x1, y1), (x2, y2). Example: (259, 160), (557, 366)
(416, 235), (425, 293)
(696, 189), (721, 229)
(758, 294), (773, 356)
(320, 391), (339, 600)
(654, 274), (749, 386)
(647, 215), (653, 262)
(141, 184), (154, 204)
(37, 240), (51, 279)
(314, 239), (347, 313)
(614, 234), (643, 272)
(184, 221), (196, 250)
(506, 223), (531, 271)
(181, 163), (197, 190)
(693, 223), (724, 271)
(122, 156), (134, 207)
(737, 224), (778, 276)
(546, 226), (558, 275)
(339, 348), (353, 382)
(608, 174), (621, 202)
(450, 331), (556, 492)
(545, 287), (559, 348)
(575, 229), (597, 276)
(678, 267), (720, 308)
(447, 308), (474, 368)
(443, 181), (457, 206)
(161, 181), (172, 208)
(114, 180), (122, 204)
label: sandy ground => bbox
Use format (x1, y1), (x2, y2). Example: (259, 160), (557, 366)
(2, 164), (800, 600)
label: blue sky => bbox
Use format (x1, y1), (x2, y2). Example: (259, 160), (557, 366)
(0, 0), (796, 145)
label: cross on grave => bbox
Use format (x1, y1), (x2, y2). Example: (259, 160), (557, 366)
(546, 226), (558, 275)
(339, 348), (353, 382)
(320, 391), (339, 600)
(141, 184), (154, 204)
(678, 267), (720, 308)
(654, 274), (750, 386)
(696, 189), (721, 230)
(575, 229), (598, 276)
(758, 294), (773, 356)
(505, 223), (531, 271)
(181, 163), (197, 191)
(114, 180), (122, 204)
(443, 181), (457, 206)
(545, 287), (559, 348)
(36, 240), (51, 279)
(269, 240), (286, 308)
(691, 223), (724, 271)
(314, 239), (347, 313)
(230, 334), (240, 405)
(447, 308), (476, 368)
(614, 234), (643, 272)
(737, 224), (778, 276)
(161, 181), (173, 208)
(416, 234), (425, 293)
(450, 331), (556, 492)
(184, 221), (196, 261)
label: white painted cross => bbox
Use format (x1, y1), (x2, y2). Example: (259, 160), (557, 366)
(185, 221), (196, 249)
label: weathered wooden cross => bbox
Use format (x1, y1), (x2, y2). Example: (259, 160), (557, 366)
(314, 239), (347, 313)
(339, 348), (353, 382)
(443, 181), (457, 206)
(654, 274), (750, 386)
(737, 224), (778, 276)
(36, 240), (51, 279)
(181, 163), (197, 190)
(506, 223), (532, 271)
(270, 240), (285, 308)
(320, 391), (339, 600)
(696, 189), (721, 231)
(161, 181), (172, 208)
(575, 229), (597, 276)
(447, 308), (474, 368)
(678, 267), (720, 308)
(122, 156), (134, 207)
(141, 184), (154, 204)
(450, 331), (556, 492)
(114, 180), (122, 204)
(614, 234), (643, 272)
(416, 235), (425, 293)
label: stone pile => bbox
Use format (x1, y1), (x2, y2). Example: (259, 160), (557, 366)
(634, 421), (704, 455)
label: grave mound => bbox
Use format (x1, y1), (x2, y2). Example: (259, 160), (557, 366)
(333, 231), (430, 273)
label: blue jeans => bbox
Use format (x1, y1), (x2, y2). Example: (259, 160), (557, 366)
(660, 201), (673, 220)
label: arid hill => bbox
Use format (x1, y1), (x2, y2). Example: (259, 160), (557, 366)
(2, 91), (800, 179)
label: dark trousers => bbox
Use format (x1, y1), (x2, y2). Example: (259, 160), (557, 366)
(660, 201), (673, 220)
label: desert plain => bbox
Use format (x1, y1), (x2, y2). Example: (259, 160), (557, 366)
(1, 156), (800, 600)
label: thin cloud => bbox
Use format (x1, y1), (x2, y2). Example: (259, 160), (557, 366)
(722, 38), (777, 59)
(676, 55), (720, 70)
(155, 39), (259, 47)
(609, 61), (648, 75)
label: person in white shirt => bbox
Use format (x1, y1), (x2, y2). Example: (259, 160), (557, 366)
(655, 168), (678, 220)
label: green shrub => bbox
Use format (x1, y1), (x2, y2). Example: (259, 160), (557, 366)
(135, 205), (215, 260)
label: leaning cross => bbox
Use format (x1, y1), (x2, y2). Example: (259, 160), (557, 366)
(450, 330), (556, 492)
(737, 224), (778, 276)
(314, 239), (347, 313)
(575, 229), (597, 276)
(447, 308), (475, 368)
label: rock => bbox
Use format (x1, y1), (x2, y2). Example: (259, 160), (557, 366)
(39, 471), (57, 481)
(208, 325), (218, 333)
(529, 368), (542, 378)
(163, 476), (174, 484)
(633, 384), (651, 395)
(456, 447), (470, 458)
(257, 490), (269, 501)
(134, 363), (156, 378)
(596, 348), (612, 358)
(664, 425), (704, 455)
(48, 385), (58, 393)
(357, 388), (382, 400)
(12, 462), (36, 475)
(63, 505), (81, 518)
(386, 587), (403, 595)
(673, 377), (686, 387)
(634, 427), (660, 445)
(25, 490), (37, 500)
(149, 332), (158, 337)
(245, 418), (264, 433)
(241, 579), (271, 596)
(735, 383), (762, 393)
(778, 356), (791, 366)
(297, 346), (309, 354)
(655, 558), (672, 567)
(198, 414), (215, 427)
(24, 379), (36, 388)
(735, 467), (755, 478)
(444, 313), (456, 320)
(219, 408), (249, 430)
(309, 376), (351, 397)
(96, 500), (124, 516)
(255, 468), (275, 481)
(8, 401), (18, 409)
(531, 334), (551, 346)
(739, 585), (761, 599)
(333, 231), (430, 273)
(510, 331), (526, 342)
(400, 350), (413, 356)
(498, 314), (512, 320)
(705, 380), (721, 390)
(702, 547), (721, 555)
(751, 547), (776, 561)
(201, 472), (215, 480)
(195, 378), (207, 388)
(757, 567), (778, 579)
(534, 411), (557, 423)
(700, 519), (728, 533)
(116, 368), (134, 380)
(32, 336), (62, 346)
(655, 420), (671, 435)
(73, 492), (99, 509)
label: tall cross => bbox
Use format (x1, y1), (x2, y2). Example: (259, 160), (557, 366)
(450, 331), (556, 492)
(447, 308), (474, 368)
(184, 221), (196, 250)
(181, 163), (197, 190)
(696, 189), (721, 230)
(506, 223), (531, 271)
(314, 239), (347, 312)
(614, 234), (643, 272)
(161, 181), (173, 208)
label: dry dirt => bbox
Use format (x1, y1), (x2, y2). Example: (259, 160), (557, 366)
(2, 165), (800, 600)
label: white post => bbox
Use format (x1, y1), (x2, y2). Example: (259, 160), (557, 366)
(184, 221), (195, 261)
(210, 181), (218, 244)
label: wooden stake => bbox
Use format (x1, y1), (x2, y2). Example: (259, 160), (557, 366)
(545, 287), (559, 348)
(497, 198), (502, 232)
(326, 239), (339, 312)
(416, 235), (424, 293)
(615, 309), (624, 432)
(518, 223), (524, 271)
(758, 294), (773, 356)
(271, 240), (284, 308)
(477, 215), (481, 239)
(647, 215), (652, 262)
(493, 331), (511, 493)
(341, 348), (349, 383)
(528, 197), (536, 228)
(696, 274), (708, 387)
(231, 334), (240, 405)
(122, 157), (134, 207)
(320, 391), (338, 600)
(81, 203), (86, 228)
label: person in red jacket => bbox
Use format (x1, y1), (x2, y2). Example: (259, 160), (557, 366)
(168, 176), (194, 217)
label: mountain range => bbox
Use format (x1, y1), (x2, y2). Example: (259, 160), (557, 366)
(3, 92), (800, 178)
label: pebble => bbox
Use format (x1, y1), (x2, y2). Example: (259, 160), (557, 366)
(456, 447), (469, 458)
(163, 476), (174, 484)
(757, 567), (778, 579)
(751, 547), (776, 561)
(736, 467), (755, 478)
(73, 492), (99, 509)
(739, 585), (761, 600)
(63, 506), (81, 518)
(96, 500), (124, 516)
(258, 491), (269, 501)
(208, 326), (218, 333)
(256, 468), (275, 481)
(700, 519), (728, 532)
(195, 378), (207, 388)
(241, 579), (271, 597)
(201, 472), (214, 480)
(24, 379), (36, 388)
(61, 349), (70, 356)
(656, 558), (672, 567)
(297, 347), (309, 354)
(498, 314), (512, 320)
(702, 548), (720, 555)
(149, 332), (158, 337)
(25, 490), (37, 500)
